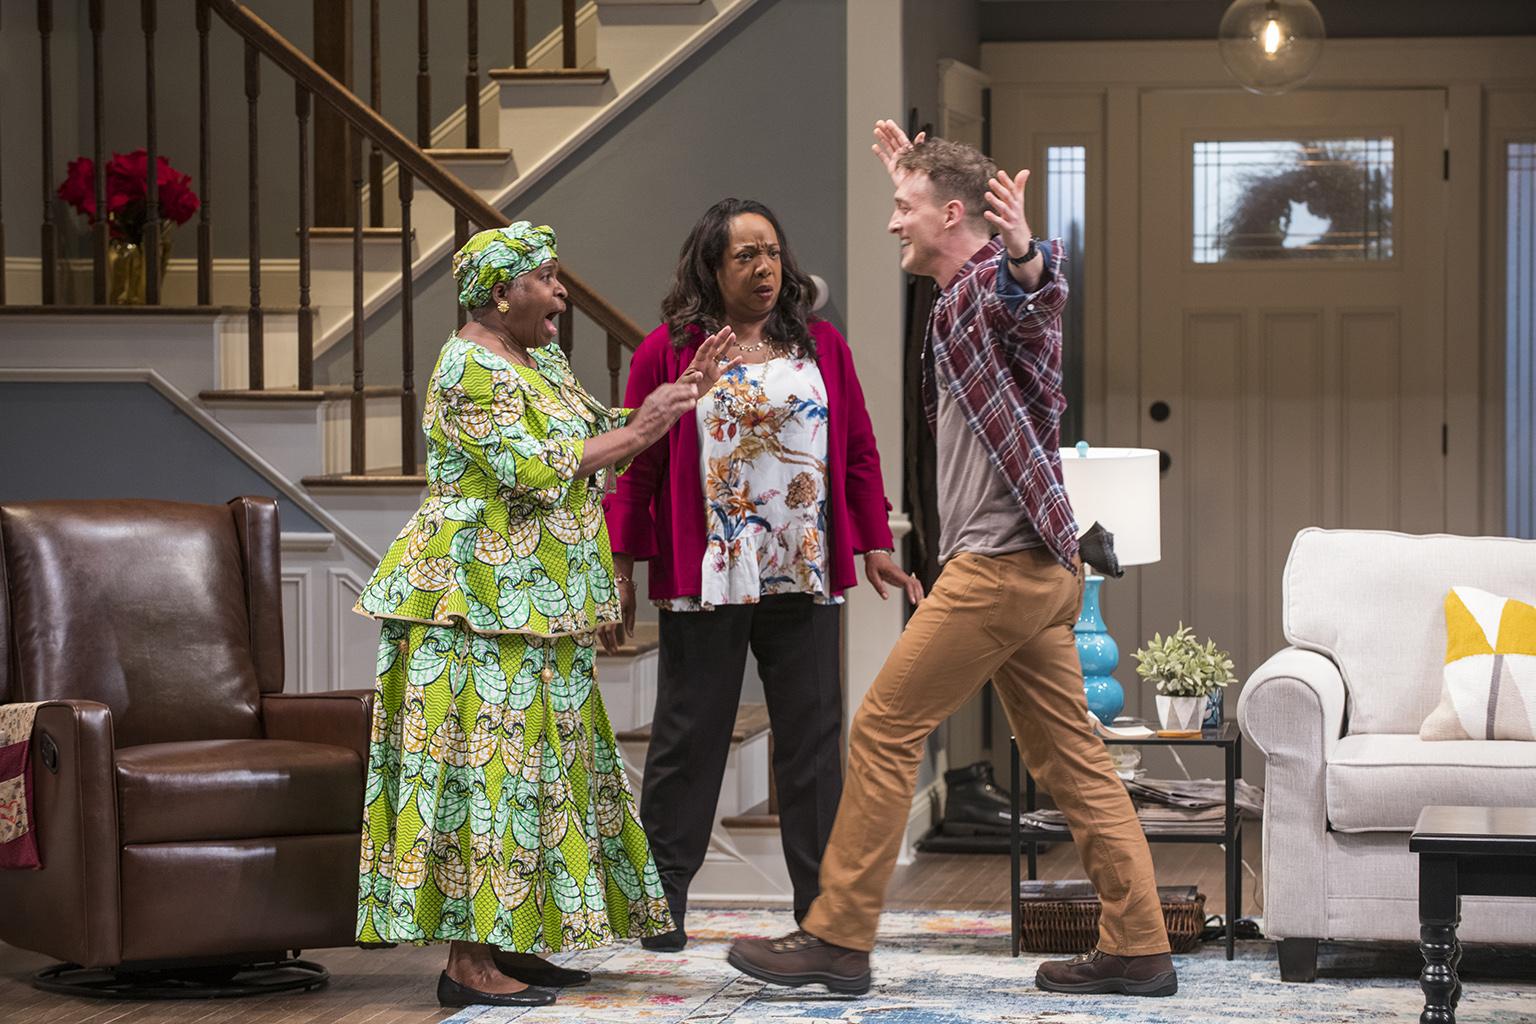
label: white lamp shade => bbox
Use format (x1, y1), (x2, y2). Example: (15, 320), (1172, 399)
(1058, 446), (1161, 567)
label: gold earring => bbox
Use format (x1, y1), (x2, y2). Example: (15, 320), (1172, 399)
(496, 299), (510, 313)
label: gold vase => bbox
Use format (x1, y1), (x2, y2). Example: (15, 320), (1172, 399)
(107, 228), (174, 305)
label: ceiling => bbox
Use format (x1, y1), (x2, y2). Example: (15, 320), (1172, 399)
(978, 0), (1536, 41)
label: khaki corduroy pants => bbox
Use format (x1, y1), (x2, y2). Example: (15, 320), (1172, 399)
(801, 547), (1171, 956)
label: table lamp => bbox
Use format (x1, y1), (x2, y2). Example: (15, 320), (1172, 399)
(1058, 443), (1162, 725)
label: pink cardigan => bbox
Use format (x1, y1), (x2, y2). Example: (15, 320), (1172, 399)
(603, 320), (894, 601)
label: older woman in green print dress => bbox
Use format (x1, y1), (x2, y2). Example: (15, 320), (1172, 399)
(353, 222), (737, 1009)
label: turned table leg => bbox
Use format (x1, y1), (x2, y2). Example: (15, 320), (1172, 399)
(1418, 853), (1461, 1024)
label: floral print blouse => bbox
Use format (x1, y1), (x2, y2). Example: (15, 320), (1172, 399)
(355, 334), (630, 637)
(661, 355), (840, 611)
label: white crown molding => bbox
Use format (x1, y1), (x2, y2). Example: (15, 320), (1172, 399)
(982, 36), (1536, 89)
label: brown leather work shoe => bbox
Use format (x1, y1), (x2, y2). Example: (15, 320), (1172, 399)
(727, 929), (872, 995)
(1035, 948), (1178, 996)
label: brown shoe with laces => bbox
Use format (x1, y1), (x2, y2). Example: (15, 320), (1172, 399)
(727, 929), (872, 994)
(1035, 948), (1178, 996)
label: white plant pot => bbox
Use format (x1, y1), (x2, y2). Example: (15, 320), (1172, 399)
(1156, 694), (1205, 733)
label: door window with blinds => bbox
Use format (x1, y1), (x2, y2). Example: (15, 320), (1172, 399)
(1192, 138), (1394, 263)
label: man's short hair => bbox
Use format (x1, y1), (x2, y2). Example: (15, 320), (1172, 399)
(896, 138), (997, 224)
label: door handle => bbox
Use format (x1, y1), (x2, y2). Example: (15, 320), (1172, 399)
(1149, 401), (1171, 422)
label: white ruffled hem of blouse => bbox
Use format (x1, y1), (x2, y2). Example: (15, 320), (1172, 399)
(660, 522), (840, 612)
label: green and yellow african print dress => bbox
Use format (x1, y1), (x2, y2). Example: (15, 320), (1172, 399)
(353, 334), (672, 951)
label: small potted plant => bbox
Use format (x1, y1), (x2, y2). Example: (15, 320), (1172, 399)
(1132, 625), (1236, 735)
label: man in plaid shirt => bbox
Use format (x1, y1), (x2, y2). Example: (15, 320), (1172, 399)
(729, 125), (1176, 998)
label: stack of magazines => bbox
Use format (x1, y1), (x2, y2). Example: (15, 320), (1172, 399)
(1018, 778), (1263, 836)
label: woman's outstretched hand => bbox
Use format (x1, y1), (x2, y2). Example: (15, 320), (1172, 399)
(865, 550), (925, 606)
(680, 326), (742, 396)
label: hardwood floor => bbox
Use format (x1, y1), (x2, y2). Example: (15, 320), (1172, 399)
(0, 833), (1260, 1023)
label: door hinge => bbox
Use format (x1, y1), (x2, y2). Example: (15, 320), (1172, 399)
(1442, 423), (1449, 456)
(1443, 149), (1450, 181)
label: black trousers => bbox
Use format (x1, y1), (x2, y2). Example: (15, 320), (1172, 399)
(639, 594), (844, 921)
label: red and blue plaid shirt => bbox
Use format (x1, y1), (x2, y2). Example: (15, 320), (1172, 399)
(923, 236), (1078, 572)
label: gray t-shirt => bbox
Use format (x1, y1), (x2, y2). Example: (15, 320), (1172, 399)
(935, 370), (1042, 563)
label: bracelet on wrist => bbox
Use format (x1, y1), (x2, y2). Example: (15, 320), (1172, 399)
(866, 548), (895, 556)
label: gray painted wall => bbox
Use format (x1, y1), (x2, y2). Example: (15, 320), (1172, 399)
(0, 380), (326, 531)
(903, 0), (980, 135)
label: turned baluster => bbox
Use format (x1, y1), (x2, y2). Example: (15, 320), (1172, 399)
(400, 171), (417, 475)
(245, 41), (264, 387)
(351, 129), (366, 475)
(368, 0), (383, 226)
(88, 0), (107, 303)
(142, 0), (161, 305)
(464, 0), (480, 149)
(513, 0), (527, 70)
(196, 0), (212, 304)
(562, 0), (577, 69)
(296, 85), (314, 391)
(416, 0), (430, 148)
(38, 0), (57, 305)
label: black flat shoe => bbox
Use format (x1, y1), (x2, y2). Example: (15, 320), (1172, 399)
(641, 927), (688, 952)
(492, 958), (592, 988)
(436, 971), (557, 1007)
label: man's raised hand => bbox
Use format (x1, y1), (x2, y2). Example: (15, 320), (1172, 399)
(871, 119), (926, 186)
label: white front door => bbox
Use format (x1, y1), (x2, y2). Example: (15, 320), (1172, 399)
(1138, 88), (1448, 679)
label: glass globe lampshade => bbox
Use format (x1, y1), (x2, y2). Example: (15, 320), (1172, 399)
(1218, 0), (1325, 96)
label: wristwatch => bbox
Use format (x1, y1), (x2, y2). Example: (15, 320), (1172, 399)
(1007, 237), (1039, 265)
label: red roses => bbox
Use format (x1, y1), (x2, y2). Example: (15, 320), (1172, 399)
(57, 149), (200, 242)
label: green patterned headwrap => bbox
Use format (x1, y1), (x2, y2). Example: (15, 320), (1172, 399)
(451, 221), (559, 310)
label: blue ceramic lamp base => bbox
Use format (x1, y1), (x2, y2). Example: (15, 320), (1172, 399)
(1075, 574), (1124, 725)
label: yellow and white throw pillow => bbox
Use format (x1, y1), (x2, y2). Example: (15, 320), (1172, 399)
(1421, 586), (1536, 741)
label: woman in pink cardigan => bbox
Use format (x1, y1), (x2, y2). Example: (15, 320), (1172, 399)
(601, 199), (921, 949)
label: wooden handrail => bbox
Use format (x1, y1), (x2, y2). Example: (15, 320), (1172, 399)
(205, 0), (644, 351)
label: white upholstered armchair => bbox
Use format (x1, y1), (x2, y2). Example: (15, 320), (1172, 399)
(1236, 528), (1536, 981)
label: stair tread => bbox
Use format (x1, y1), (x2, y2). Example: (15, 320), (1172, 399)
(425, 147), (514, 162)
(302, 472), (427, 489)
(616, 701), (769, 745)
(0, 304), (304, 316)
(488, 67), (610, 82)
(722, 801), (779, 830)
(200, 385), (412, 403)
(200, 388), (329, 403)
(307, 226), (414, 240)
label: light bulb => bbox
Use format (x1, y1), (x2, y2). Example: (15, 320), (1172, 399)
(1261, 17), (1282, 56)
(1218, 0), (1325, 95)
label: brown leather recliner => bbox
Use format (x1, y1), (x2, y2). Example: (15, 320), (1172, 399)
(0, 496), (370, 980)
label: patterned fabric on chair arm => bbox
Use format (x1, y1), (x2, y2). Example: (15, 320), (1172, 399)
(261, 690), (374, 771)
(1236, 647), (1347, 941)
(0, 700), (123, 967)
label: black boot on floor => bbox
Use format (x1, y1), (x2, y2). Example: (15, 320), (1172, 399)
(942, 761), (1021, 835)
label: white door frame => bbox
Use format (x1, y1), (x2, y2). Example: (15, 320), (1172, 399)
(982, 36), (1536, 541)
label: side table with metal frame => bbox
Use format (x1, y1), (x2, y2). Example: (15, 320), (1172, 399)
(1009, 721), (1245, 960)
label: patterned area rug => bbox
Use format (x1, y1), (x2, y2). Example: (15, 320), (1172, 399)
(441, 909), (1536, 1023)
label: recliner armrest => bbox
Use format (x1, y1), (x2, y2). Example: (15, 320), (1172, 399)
(0, 699), (122, 967)
(1237, 647), (1347, 763)
(261, 690), (373, 769)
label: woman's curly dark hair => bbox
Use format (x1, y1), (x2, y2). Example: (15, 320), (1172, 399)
(660, 198), (818, 359)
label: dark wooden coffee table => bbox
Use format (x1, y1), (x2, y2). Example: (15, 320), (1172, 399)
(1409, 806), (1536, 1024)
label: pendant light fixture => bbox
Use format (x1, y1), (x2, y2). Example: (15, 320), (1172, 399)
(1218, 0), (1326, 95)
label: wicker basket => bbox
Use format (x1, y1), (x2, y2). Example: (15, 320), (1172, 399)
(1018, 882), (1206, 954)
